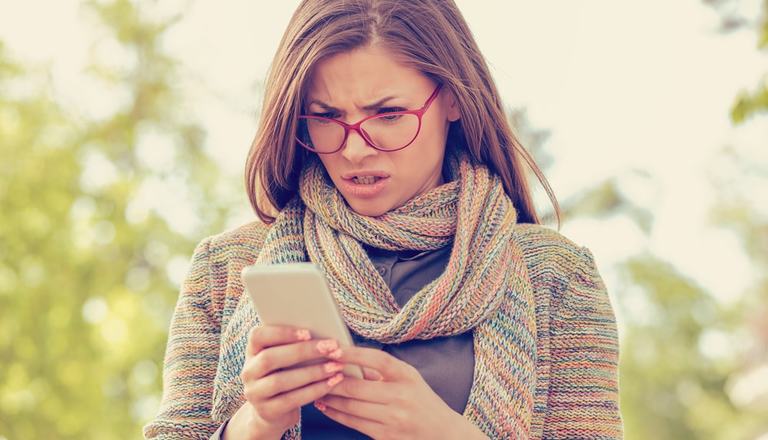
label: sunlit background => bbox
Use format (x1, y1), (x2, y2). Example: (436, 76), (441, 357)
(1, 0), (766, 438)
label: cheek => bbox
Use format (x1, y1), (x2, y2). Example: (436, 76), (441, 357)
(395, 142), (444, 182)
(317, 155), (340, 176)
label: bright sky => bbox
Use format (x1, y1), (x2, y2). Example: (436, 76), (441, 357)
(2, 0), (766, 327)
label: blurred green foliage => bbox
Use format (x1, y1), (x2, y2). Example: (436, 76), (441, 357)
(705, 0), (768, 123)
(616, 1), (768, 438)
(1, 0), (766, 439)
(0, 0), (238, 438)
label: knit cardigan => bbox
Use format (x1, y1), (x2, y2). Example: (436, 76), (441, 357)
(143, 220), (623, 439)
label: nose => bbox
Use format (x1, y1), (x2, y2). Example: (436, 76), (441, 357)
(340, 128), (377, 163)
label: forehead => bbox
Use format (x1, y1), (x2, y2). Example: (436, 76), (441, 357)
(305, 45), (429, 101)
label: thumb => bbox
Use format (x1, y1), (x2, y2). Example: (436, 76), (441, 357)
(362, 367), (384, 381)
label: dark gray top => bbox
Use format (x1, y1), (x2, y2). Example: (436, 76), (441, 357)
(211, 242), (475, 439)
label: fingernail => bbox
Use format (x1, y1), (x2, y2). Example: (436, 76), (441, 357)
(295, 329), (311, 341)
(314, 400), (327, 411)
(365, 368), (384, 381)
(326, 372), (344, 387)
(323, 361), (344, 373)
(327, 348), (342, 360)
(316, 339), (338, 354)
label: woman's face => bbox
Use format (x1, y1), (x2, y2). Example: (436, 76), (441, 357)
(303, 44), (461, 217)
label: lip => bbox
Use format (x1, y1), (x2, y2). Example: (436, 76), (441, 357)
(338, 175), (390, 199)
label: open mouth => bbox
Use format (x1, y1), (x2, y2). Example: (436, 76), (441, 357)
(351, 176), (385, 185)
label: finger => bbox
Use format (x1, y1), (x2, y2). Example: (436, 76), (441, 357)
(249, 361), (346, 399)
(325, 346), (411, 381)
(314, 402), (385, 438)
(246, 325), (312, 357)
(362, 367), (383, 381)
(242, 338), (340, 382)
(256, 373), (345, 420)
(316, 395), (386, 421)
(325, 376), (392, 403)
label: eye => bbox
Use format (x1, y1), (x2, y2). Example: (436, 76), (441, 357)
(377, 107), (406, 122)
(312, 112), (337, 118)
(378, 107), (405, 114)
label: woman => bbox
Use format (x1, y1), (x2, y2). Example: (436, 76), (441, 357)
(144, 0), (623, 439)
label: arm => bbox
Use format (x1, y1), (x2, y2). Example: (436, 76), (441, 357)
(143, 237), (223, 439)
(544, 246), (624, 439)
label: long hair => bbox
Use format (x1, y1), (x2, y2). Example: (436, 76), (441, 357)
(245, 0), (562, 229)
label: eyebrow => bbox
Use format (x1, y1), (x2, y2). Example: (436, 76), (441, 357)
(307, 95), (401, 111)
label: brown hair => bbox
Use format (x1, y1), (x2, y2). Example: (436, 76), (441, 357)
(245, 0), (561, 229)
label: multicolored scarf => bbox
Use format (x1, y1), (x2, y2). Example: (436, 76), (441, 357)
(212, 148), (538, 438)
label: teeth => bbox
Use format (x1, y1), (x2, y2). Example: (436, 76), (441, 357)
(352, 176), (379, 185)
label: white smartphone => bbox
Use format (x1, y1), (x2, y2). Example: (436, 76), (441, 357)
(241, 262), (364, 379)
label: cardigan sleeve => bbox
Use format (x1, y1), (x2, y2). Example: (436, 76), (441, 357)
(143, 236), (225, 439)
(543, 246), (624, 439)
(208, 419), (230, 439)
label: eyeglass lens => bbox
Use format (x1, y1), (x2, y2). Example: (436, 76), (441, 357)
(298, 113), (420, 153)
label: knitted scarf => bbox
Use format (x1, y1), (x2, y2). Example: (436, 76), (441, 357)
(212, 148), (538, 438)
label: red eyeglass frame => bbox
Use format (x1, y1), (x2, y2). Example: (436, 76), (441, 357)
(296, 83), (444, 154)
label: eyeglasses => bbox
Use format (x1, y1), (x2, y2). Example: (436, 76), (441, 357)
(296, 83), (443, 154)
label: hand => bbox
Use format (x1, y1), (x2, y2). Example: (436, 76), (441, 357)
(312, 346), (487, 440)
(224, 326), (347, 440)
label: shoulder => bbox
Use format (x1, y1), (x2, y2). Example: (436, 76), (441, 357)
(514, 223), (615, 324)
(185, 220), (273, 321)
(512, 222), (592, 280)
(198, 220), (272, 264)
(512, 223), (611, 314)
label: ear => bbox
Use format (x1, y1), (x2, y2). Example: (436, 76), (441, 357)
(444, 89), (461, 122)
